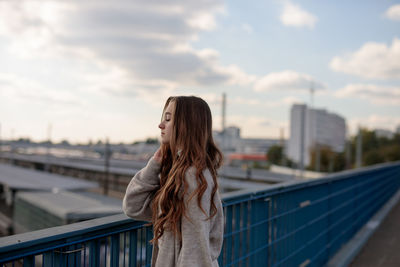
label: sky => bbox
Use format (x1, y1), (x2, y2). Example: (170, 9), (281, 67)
(1, 0), (400, 144)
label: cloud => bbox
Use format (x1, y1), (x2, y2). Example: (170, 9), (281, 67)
(280, 2), (317, 29)
(334, 84), (400, 105)
(0, 0), (253, 98)
(254, 70), (325, 92)
(385, 4), (400, 21)
(330, 38), (400, 79)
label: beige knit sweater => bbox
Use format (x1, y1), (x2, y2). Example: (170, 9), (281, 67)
(122, 157), (224, 267)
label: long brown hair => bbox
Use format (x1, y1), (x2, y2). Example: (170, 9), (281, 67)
(151, 96), (223, 244)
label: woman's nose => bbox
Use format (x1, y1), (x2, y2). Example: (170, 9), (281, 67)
(159, 123), (164, 129)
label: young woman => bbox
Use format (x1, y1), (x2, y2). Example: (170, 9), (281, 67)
(123, 96), (224, 267)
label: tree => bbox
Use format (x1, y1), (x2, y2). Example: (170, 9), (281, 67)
(384, 145), (400, 162)
(363, 150), (383, 166)
(308, 145), (345, 172)
(267, 145), (283, 165)
(145, 138), (159, 144)
(349, 129), (400, 167)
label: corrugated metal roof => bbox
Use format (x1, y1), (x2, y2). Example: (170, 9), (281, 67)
(1, 153), (141, 176)
(15, 191), (122, 220)
(0, 163), (98, 191)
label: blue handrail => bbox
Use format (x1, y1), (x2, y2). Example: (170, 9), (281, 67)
(1, 161), (399, 267)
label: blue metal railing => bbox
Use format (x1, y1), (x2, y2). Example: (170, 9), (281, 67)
(1, 162), (399, 267)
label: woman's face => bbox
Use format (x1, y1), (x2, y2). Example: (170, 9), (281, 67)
(159, 101), (175, 145)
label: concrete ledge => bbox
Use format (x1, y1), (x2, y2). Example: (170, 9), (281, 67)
(326, 188), (400, 267)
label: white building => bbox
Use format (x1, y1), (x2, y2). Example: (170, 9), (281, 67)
(288, 104), (346, 166)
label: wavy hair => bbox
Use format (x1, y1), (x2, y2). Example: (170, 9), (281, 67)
(151, 96), (223, 244)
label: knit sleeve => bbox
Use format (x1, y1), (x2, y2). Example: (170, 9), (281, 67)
(177, 168), (224, 267)
(122, 157), (161, 222)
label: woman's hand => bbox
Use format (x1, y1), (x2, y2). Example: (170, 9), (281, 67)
(153, 147), (162, 163)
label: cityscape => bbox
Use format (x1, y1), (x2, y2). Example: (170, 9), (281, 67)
(1, 1), (400, 266)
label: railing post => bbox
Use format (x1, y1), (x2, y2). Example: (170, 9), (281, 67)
(50, 245), (81, 267)
(249, 198), (269, 267)
(242, 201), (249, 266)
(89, 240), (100, 267)
(111, 234), (120, 267)
(23, 255), (34, 267)
(43, 252), (53, 267)
(233, 204), (241, 267)
(226, 205), (233, 266)
(145, 227), (153, 266)
(129, 231), (138, 267)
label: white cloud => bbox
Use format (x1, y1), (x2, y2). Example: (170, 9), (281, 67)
(187, 12), (218, 30)
(254, 70), (325, 92)
(280, 2), (317, 29)
(330, 38), (400, 79)
(0, 0), (253, 99)
(385, 4), (400, 21)
(335, 84), (400, 106)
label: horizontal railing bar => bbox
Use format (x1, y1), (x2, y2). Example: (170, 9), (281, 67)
(222, 166), (398, 207)
(221, 162), (400, 204)
(266, 174), (393, 245)
(223, 169), (394, 239)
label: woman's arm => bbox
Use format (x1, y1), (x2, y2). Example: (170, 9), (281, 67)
(177, 168), (224, 267)
(122, 155), (161, 222)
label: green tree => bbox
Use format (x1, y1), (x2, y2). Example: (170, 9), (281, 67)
(363, 150), (383, 166)
(145, 138), (159, 144)
(350, 129), (400, 167)
(267, 145), (283, 165)
(308, 146), (345, 172)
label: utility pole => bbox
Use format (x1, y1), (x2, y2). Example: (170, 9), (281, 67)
(104, 137), (110, 195)
(328, 153), (334, 173)
(45, 123), (52, 172)
(11, 128), (15, 165)
(356, 127), (362, 168)
(315, 143), (320, 172)
(345, 139), (352, 169)
(310, 82), (315, 108)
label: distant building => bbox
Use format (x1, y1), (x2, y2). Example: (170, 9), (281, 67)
(288, 104), (346, 166)
(374, 129), (394, 139)
(213, 126), (281, 155)
(396, 125), (400, 134)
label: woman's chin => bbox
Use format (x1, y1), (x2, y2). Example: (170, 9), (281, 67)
(161, 139), (169, 145)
